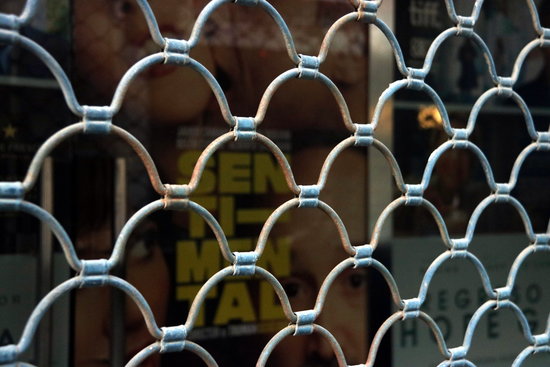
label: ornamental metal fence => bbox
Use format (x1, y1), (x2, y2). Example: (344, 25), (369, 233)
(0, 0), (549, 366)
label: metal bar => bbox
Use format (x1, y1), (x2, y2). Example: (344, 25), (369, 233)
(111, 158), (127, 367)
(37, 157), (53, 367)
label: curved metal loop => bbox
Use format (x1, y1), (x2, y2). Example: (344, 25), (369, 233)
(444, 0), (484, 25)
(0, 199), (81, 271)
(184, 266), (295, 330)
(321, 13), (409, 77)
(462, 300), (536, 351)
(422, 28), (499, 85)
(110, 200), (165, 266)
(318, 12), (408, 77)
(188, 0), (232, 48)
(319, 13), (359, 63)
(416, 251), (496, 304)
(20, 200), (80, 270)
(0, 0), (42, 28)
(509, 143), (550, 190)
(126, 343), (160, 367)
(126, 341), (219, 367)
(133, 0), (165, 46)
(317, 137), (406, 193)
(465, 194), (537, 244)
(527, 0), (547, 37)
(22, 123), (83, 192)
(188, 0), (299, 64)
(511, 39), (544, 84)
(111, 54), (235, 126)
(186, 201), (234, 262)
(255, 267), (298, 322)
(21, 123), (165, 196)
(366, 311), (451, 367)
(18, 0), (40, 25)
(370, 197), (453, 249)
(183, 341), (220, 367)
(254, 69), (355, 132)
(420, 140), (497, 192)
(182, 132), (298, 195)
(255, 134), (300, 194)
(468, 87), (538, 141)
(255, 198), (355, 257)
(436, 359), (477, 367)
(506, 244), (550, 290)
(314, 257), (403, 314)
(371, 79), (452, 135)
(0, 30), (83, 116)
(11, 276), (162, 358)
(314, 259), (356, 315)
(512, 345), (550, 367)
(257, 324), (347, 367)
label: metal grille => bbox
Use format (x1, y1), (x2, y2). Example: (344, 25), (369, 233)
(1, 0), (550, 366)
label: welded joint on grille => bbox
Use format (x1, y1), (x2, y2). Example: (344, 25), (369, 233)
(233, 251), (258, 276)
(0, 14), (20, 31)
(298, 185), (320, 208)
(533, 334), (549, 347)
(404, 184), (423, 206)
(449, 346), (467, 361)
(354, 123), (374, 146)
(0, 344), (18, 364)
(497, 77), (514, 98)
(451, 238), (469, 252)
(357, 1), (378, 23)
(402, 298), (421, 320)
(494, 287), (511, 309)
(353, 244), (373, 268)
(160, 325), (187, 353)
(494, 183), (511, 196)
(298, 55), (320, 80)
(80, 259), (110, 287)
(452, 128), (469, 141)
(0, 181), (24, 199)
(81, 259), (110, 276)
(234, 0), (260, 6)
(406, 68), (426, 91)
(450, 128), (468, 148)
(164, 184), (191, 199)
(455, 16), (475, 36)
(534, 234), (550, 246)
(234, 117), (256, 141)
(293, 310), (316, 336)
(163, 38), (190, 65)
(83, 105), (113, 134)
(536, 132), (550, 149)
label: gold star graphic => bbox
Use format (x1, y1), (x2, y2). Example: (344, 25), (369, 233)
(3, 124), (17, 139)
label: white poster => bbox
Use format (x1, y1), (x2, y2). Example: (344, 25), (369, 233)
(0, 254), (70, 366)
(392, 234), (550, 367)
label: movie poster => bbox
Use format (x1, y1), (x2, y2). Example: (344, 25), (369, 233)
(69, 1), (370, 366)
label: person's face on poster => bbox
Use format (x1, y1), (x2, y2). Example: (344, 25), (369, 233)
(72, 0), (366, 129)
(72, 163), (170, 367)
(272, 147), (368, 367)
(72, 0), (215, 124)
